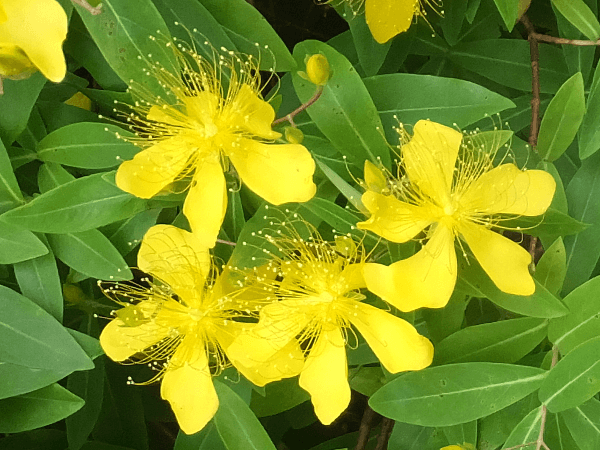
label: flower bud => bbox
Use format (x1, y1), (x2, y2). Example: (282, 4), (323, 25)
(305, 54), (330, 86)
(63, 284), (86, 305)
(285, 126), (304, 144)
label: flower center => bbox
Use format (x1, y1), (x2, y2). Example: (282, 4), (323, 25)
(188, 308), (205, 321)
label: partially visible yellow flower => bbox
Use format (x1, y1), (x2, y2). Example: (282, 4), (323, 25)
(357, 120), (556, 312)
(441, 444), (476, 450)
(65, 92), (92, 110)
(98, 224), (299, 434)
(365, 0), (427, 43)
(228, 222), (433, 425)
(115, 41), (317, 247)
(0, 0), (68, 82)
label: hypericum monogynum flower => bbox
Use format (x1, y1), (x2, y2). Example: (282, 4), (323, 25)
(113, 37), (316, 247)
(357, 120), (556, 312)
(228, 217), (433, 425)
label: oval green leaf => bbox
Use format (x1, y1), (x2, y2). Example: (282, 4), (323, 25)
(551, 0), (600, 41)
(0, 222), (49, 265)
(501, 406), (544, 450)
(537, 72), (585, 162)
(561, 397), (600, 450)
(369, 363), (546, 427)
(540, 336), (600, 412)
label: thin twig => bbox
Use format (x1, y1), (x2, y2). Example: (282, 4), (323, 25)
(529, 236), (538, 272)
(272, 86), (323, 126)
(374, 417), (395, 450)
(520, 15), (541, 150)
(216, 238), (236, 246)
(0, 77), (3, 96)
(72, 0), (103, 15)
(529, 32), (600, 46)
(354, 405), (376, 450)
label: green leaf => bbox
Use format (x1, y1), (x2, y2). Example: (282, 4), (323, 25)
(66, 353), (104, 450)
(564, 151), (600, 293)
(153, 0), (237, 58)
(0, 172), (148, 233)
(450, 40), (569, 94)
(538, 161), (568, 215)
(0, 383), (84, 433)
(545, 411), (580, 450)
(422, 292), (469, 343)
(223, 190), (245, 243)
(299, 197), (378, 247)
(37, 123), (139, 169)
(349, 366), (386, 397)
(68, 329), (104, 361)
(550, 276), (600, 354)
(48, 229), (133, 281)
(314, 157), (366, 213)
(0, 222), (49, 264)
(0, 73), (47, 145)
(38, 162), (75, 193)
(492, 0), (521, 30)
(441, 0), (469, 45)
(198, 0), (295, 71)
(441, 421), (477, 448)
(292, 40), (391, 168)
(0, 285), (93, 372)
(369, 363), (546, 426)
(251, 377), (309, 418)
(346, 5), (391, 76)
(101, 208), (161, 256)
(0, 428), (67, 449)
(537, 72), (585, 161)
(561, 397), (600, 450)
(501, 406), (543, 450)
(0, 362), (70, 401)
(174, 423), (226, 450)
(500, 207), (588, 240)
(74, 0), (178, 97)
(551, 0), (600, 40)
(580, 59), (600, 159)
(14, 234), (63, 320)
(0, 138), (24, 213)
(434, 317), (548, 365)
(535, 237), (567, 295)
(213, 380), (277, 450)
(457, 253), (569, 318)
(539, 336), (600, 412)
(363, 73), (515, 132)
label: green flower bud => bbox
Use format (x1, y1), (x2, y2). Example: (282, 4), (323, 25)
(285, 126), (304, 144)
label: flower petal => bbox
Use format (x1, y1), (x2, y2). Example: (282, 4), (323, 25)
(459, 221), (535, 295)
(365, 0), (419, 44)
(348, 302), (433, 373)
(363, 224), (457, 311)
(357, 191), (431, 243)
(299, 328), (351, 425)
(138, 224), (210, 306)
(402, 120), (462, 206)
(99, 316), (165, 362)
(227, 138), (316, 205)
(161, 339), (219, 435)
(183, 158), (227, 247)
(0, 0), (67, 82)
(459, 164), (556, 217)
(116, 137), (191, 199)
(0, 3), (7, 23)
(221, 84), (280, 139)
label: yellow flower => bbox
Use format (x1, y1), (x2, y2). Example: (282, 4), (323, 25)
(0, 0), (68, 82)
(357, 120), (556, 312)
(98, 224), (297, 434)
(114, 41), (317, 246)
(441, 445), (476, 450)
(365, 0), (426, 43)
(228, 221), (433, 425)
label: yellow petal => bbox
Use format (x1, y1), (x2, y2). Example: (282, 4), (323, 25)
(116, 137), (192, 199)
(357, 191), (431, 243)
(138, 224), (211, 306)
(227, 138), (316, 205)
(161, 339), (219, 434)
(348, 302), (433, 373)
(183, 158), (227, 247)
(458, 164), (556, 216)
(99, 316), (165, 362)
(0, 0), (67, 82)
(363, 224), (457, 311)
(459, 221), (535, 296)
(402, 120), (462, 206)
(0, 3), (7, 23)
(363, 160), (388, 193)
(299, 328), (351, 425)
(365, 0), (419, 43)
(221, 84), (280, 139)
(339, 263), (367, 291)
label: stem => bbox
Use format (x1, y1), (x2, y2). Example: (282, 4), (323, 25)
(354, 405), (376, 450)
(0, 77), (3, 96)
(72, 0), (103, 15)
(272, 85), (323, 126)
(216, 239), (236, 246)
(520, 15), (541, 150)
(529, 236), (538, 272)
(374, 417), (395, 450)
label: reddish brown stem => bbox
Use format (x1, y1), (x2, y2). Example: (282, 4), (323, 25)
(354, 405), (376, 450)
(521, 15), (541, 150)
(72, 0), (103, 15)
(374, 417), (395, 450)
(272, 86), (323, 126)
